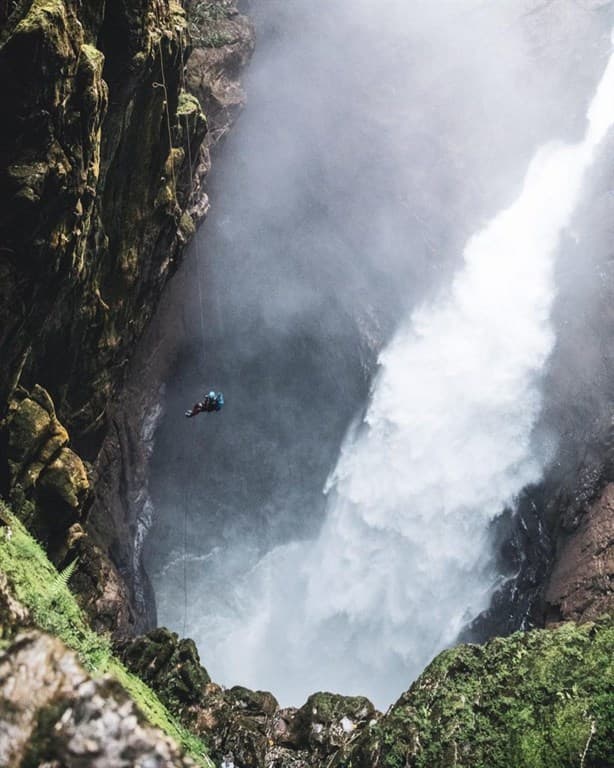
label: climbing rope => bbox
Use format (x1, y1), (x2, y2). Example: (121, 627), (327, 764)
(182, 484), (189, 638)
(154, 37), (178, 199)
(179, 33), (193, 641)
(155, 34), (191, 637)
(155, 34), (196, 638)
(157, 29), (220, 639)
(178, 34), (209, 364)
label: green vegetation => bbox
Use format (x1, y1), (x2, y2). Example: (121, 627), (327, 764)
(0, 503), (212, 766)
(189, 1), (234, 48)
(349, 619), (614, 768)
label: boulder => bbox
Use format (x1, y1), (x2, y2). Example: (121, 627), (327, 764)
(0, 630), (194, 767)
(117, 627), (211, 718)
(283, 692), (376, 755)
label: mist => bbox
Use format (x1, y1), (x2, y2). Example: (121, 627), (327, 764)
(145, 0), (614, 708)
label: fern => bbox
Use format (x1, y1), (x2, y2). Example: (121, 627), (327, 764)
(57, 557), (78, 588)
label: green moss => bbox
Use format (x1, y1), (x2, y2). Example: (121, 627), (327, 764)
(118, 627), (211, 720)
(349, 619), (614, 768)
(8, 396), (53, 464)
(177, 90), (203, 117)
(307, 692), (373, 723)
(38, 447), (89, 508)
(110, 658), (211, 760)
(0, 503), (213, 766)
(179, 210), (196, 241)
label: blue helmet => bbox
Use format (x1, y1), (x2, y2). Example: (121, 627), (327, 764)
(208, 390), (216, 400)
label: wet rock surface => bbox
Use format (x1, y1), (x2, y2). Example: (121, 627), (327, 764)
(545, 482), (614, 624)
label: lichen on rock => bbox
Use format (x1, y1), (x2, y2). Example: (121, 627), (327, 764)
(4, 385), (89, 537)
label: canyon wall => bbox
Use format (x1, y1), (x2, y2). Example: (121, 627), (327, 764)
(0, 0), (253, 631)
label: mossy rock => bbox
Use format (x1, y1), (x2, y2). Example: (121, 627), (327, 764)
(178, 209), (196, 243)
(118, 627), (211, 719)
(4, 387), (88, 536)
(56, 523), (135, 639)
(8, 395), (54, 466)
(222, 714), (268, 768)
(225, 685), (279, 718)
(347, 619), (614, 768)
(7, 385), (66, 473)
(286, 692), (376, 754)
(38, 447), (89, 510)
(0, 506), (211, 765)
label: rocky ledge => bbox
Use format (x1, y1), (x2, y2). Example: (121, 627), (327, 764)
(0, 571), (197, 768)
(118, 618), (613, 768)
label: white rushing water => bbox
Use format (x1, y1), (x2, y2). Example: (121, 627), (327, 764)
(193, 34), (614, 708)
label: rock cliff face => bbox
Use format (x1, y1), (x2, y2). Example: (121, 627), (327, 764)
(544, 479), (614, 625)
(0, 0), (201, 438)
(0, 0), (253, 628)
(0, 570), (196, 767)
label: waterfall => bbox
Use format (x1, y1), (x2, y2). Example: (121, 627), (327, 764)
(187, 34), (614, 709)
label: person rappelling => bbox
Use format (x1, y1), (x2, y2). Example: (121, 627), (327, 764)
(185, 390), (225, 418)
